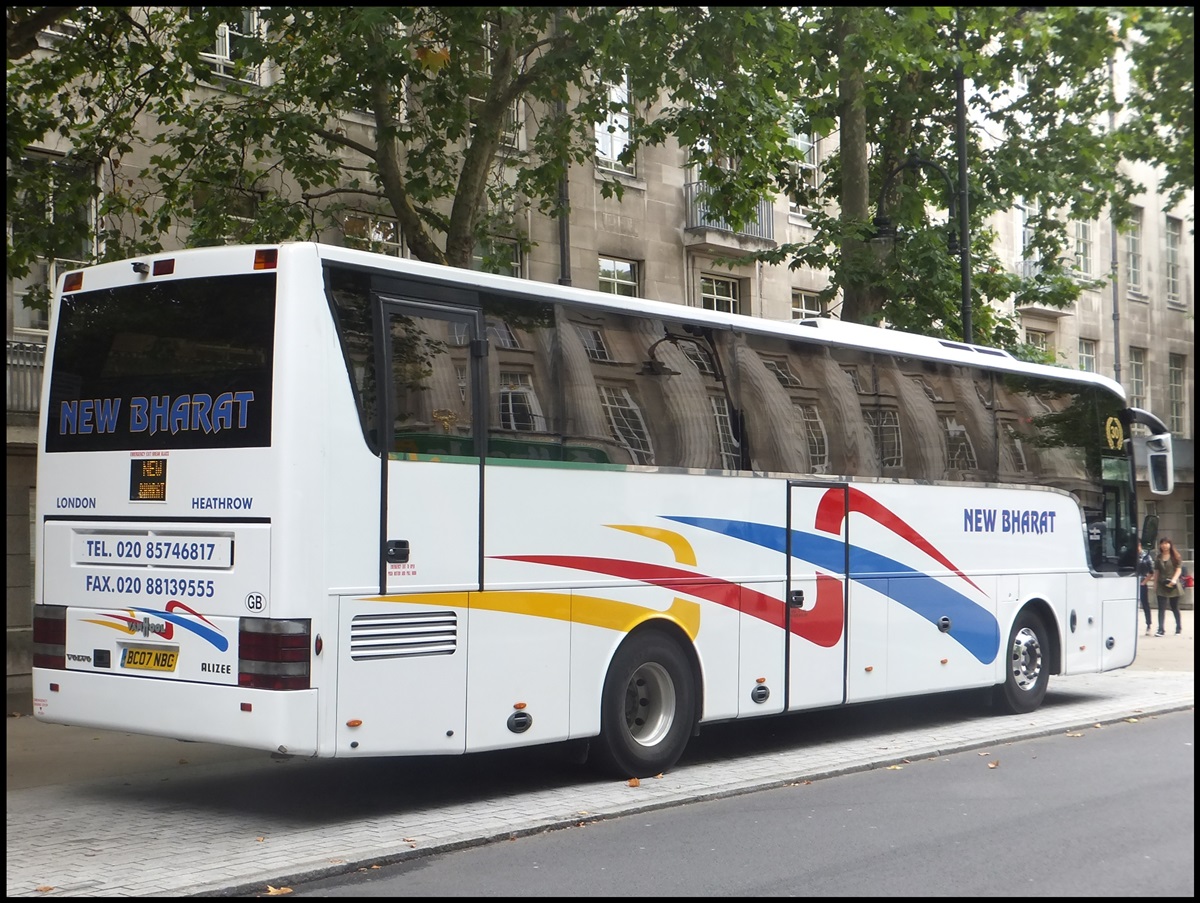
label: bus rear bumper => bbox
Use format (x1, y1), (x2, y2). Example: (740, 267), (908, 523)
(31, 669), (319, 756)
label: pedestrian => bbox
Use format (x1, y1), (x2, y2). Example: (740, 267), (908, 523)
(1151, 537), (1184, 637)
(1137, 541), (1155, 636)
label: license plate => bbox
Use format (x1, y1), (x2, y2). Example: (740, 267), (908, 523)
(120, 646), (179, 672)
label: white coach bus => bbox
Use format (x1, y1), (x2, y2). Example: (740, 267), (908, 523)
(32, 243), (1174, 777)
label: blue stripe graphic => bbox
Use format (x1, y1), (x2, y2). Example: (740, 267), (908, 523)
(663, 515), (999, 664)
(132, 607), (229, 652)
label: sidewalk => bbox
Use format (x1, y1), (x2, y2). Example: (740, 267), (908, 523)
(6, 610), (1193, 898)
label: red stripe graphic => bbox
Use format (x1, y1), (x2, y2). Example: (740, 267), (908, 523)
(815, 487), (981, 593)
(493, 555), (844, 647)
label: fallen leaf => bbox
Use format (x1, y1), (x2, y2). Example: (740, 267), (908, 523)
(402, 837), (417, 843)
(370, 864), (381, 869)
(987, 761), (1000, 768)
(1125, 717), (1140, 723)
(886, 765), (904, 770)
(328, 859), (346, 864)
(256, 837), (266, 843)
(264, 886), (293, 896)
(178, 758), (189, 765)
(628, 777), (640, 787)
(655, 773), (664, 779)
(1066, 732), (1083, 738)
(35, 887), (55, 893)
(977, 751), (990, 756)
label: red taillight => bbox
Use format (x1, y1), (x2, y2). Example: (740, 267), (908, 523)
(62, 272), (83, 292)
(253, 248), (278, 270)
(238, 618), (310, 690)
(33, 606), (67, 670)
(152, 258), (175, 276)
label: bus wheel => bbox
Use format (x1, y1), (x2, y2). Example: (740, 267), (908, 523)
(591, 631), (695, 779)
(994, 608), (1050, 715)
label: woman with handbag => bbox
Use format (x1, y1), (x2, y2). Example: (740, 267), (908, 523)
(1152, 537), (1184, 636)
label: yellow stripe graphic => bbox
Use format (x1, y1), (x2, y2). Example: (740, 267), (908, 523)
(604, 524), (697, 566)
(367, 591), (700, 641)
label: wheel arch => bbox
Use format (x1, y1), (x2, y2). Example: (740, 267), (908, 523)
(1013, 596), (1062, 675)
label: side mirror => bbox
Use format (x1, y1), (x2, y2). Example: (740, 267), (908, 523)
(1141, 514), (1159, 550)
(1146, 433), (1174, 496)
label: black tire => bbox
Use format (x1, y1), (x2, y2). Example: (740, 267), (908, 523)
(590, 630), (696, 779)
(993, 608), (1051, 715)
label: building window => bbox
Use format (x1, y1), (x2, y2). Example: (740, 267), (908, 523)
(195, 8), (264, 84)
(498, 372), (546, 431)
(791, 290), (822, 319)
(864, 409), (903, 469)
(762, 358), (801, 387)
(701, 275), (739, 314)
(796, 404), (829, 474)
(1018, 198), (1040, 278)
(10, 153), (94, 333)
(1168, 354), (1186, 436)
(577, 326), (613, 362)
(1127, 346), (1146, 410)
(468, 20), (522, 151)
(595, 74), (634, 176)
(1078, 339), (1096, 373)
(1165, 216), (1182, 302)
(486, 319), (521, 349)
(1125, 207), (1143, 293)
(1003, 424), (1029, 472)
(1026, 329), (1051, 353)
(598, 256), (639, 296)
(786, 128), (819, 212)
(1074, 220), (1093, 277)
(940, 415), (978, 471)
(191, 182), (262, 242)
(344, 212), (401, 256)
(472, 238), (521, 278)
(599, 385), (654, 464)
(682, 343), (716, 377)
(710, 395), (741, 469)
(912, 377), (942, 402)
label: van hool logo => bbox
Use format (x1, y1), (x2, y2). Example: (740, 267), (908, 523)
(128, 616), (171, 638)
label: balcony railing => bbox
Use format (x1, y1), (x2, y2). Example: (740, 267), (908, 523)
(7, 340), (45, 414)
(684, 182), (774, 241)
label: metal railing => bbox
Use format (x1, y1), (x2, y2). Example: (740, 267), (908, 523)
(684, 182), (774, 241)
(7, 340), (45, 414)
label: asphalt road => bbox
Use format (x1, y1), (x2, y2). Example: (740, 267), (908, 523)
(259, 709), (1197, 897)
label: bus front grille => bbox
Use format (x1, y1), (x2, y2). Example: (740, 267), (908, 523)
(349, 611), (457, 660)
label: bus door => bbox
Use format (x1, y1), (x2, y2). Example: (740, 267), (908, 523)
(378, 296), (484, 593)
(336, 294), (484, 756)
(785, 481), (849, 710)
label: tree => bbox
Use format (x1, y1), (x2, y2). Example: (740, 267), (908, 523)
(8, 6), (807, 283)
(8, 6), (1191, 346)
(1119, 6), (1194, 209)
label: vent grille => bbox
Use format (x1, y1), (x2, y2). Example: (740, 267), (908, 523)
(350, 611), (457, 660)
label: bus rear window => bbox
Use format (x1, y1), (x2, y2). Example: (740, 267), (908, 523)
(45, 274), (276, 452)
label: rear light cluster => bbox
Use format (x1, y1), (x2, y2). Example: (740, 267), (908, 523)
(32, 605), (67, 670)
(238, 617), (311, 690)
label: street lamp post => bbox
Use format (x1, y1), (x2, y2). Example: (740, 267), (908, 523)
(873, 153), (972, 343)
